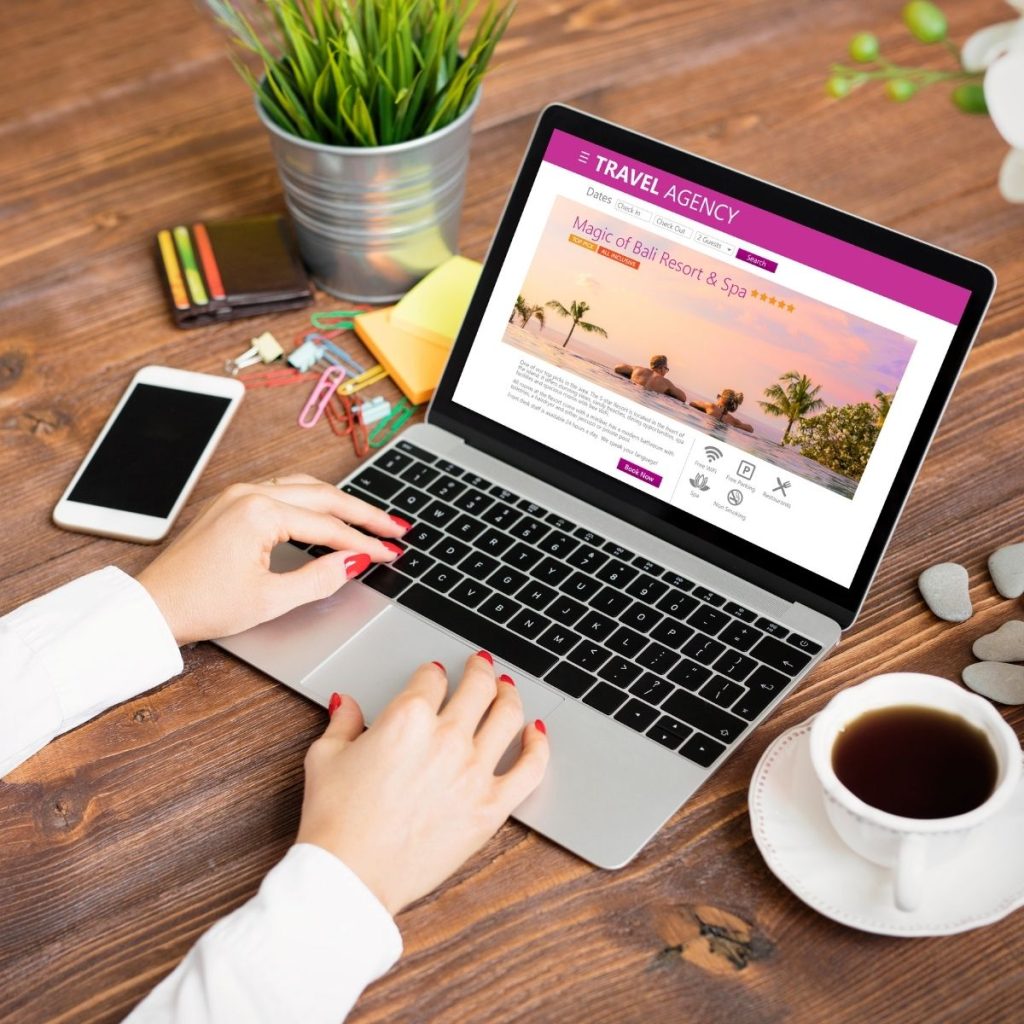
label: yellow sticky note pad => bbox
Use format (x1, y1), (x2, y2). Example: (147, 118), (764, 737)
(354, 307), (450, 405)
(391, 255), (482, 349)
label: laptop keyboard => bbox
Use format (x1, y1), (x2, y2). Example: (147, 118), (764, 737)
(296, 439), (823, 769)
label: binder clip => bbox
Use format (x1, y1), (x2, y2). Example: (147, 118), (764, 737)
(225, 331), (284, 374)
(288, 339), (324, 373)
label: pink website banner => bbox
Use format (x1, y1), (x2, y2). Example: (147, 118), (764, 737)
(543, 130), (970, 325)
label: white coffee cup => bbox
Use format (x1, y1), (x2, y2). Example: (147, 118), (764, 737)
(808, 673), (1021, 913)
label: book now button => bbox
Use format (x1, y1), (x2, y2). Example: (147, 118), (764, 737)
(617, 458), (662, 487)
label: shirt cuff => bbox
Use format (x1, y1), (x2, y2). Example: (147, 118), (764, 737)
(3, 566), (183, 731)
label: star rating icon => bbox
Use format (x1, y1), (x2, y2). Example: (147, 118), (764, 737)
(747, 289), (796, 313)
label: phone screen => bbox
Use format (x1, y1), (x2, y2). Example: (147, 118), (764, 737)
(68, 384), (233, 518)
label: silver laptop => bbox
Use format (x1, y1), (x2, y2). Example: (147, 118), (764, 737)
(217, 105), (994, 869)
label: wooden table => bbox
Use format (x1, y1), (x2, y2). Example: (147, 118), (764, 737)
(2, 1), (1023, 1020)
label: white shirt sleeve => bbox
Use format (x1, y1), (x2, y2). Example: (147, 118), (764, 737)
(0, 566), (183, 778)
(125, 843), (403, 1024)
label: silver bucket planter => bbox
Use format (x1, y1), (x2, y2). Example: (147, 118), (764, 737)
(257, 91), (480, 303)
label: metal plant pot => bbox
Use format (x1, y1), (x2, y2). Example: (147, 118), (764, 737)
(256, 91), (480, 302)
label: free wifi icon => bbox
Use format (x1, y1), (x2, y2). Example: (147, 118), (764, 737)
(704, 446), (723, 462)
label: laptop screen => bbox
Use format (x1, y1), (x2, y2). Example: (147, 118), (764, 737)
(451, 125), (974, 591)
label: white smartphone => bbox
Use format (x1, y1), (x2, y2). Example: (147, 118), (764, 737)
(53, 365), (245, 543)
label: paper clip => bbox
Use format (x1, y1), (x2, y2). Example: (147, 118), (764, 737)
(225, 331), (285, 375)
(288, 339), (324, 372)
(310, 309), (364, 331)
(319, 339), (366, 376)
(298, 365), (347, 428)
(368, 398), (420, 448)
(337, 364), (389, 397)
(325, 391), (369, 458)
(241, 366), (319, 389)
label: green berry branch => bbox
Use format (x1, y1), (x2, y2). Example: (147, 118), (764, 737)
(827, 1), (987, 114)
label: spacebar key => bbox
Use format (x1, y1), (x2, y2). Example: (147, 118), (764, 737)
(398, 584), (558, 678)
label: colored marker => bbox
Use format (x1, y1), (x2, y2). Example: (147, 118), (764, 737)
(172, 225), (209, 305)
(192, 222), (226, 301)
(157, 229), (189, 310)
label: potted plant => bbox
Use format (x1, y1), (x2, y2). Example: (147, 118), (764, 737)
(208, 0), (514, 300)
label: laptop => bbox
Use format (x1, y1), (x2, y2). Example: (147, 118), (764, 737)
(217, 105), (995, 869)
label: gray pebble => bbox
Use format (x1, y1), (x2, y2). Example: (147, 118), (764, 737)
(989, 543), (1024, 600)
(962, 661), (1024, 705)
(973, 620), (1024, 663)
(918, 562), (972, 622)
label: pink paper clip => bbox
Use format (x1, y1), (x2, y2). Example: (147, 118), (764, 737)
(298, 365), (347, 428)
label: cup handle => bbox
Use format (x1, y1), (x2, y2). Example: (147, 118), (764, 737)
(894, 834), (928, 912)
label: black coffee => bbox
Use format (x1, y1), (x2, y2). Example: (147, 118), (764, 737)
(831, 705), (998, 819)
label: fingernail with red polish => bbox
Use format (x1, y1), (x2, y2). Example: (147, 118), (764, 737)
(389, 515), (412, 532)
(499, 673), (515, 687)
(381, 541), (404, 558)
(534, 719), (547, 735)
(328, 693), (342, 717)
(432, 661), (446, 673)
(477, 650), (493, 665)
(345, 553), (371, 578)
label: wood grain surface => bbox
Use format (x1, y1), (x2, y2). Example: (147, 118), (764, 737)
(2, 0), (1023, 1021)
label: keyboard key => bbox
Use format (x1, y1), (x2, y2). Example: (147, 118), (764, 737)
(733, 665), (789, 720)
(422, 564), (464, 594)
(632, 557), (662, 575)
(668, 659), (711, 690)
(565, 544), (608, 573)
(590, 587), (632, 617)
(308, 545), (334, 557)
(692, 587), (726, 607)
(517, 499), (548, 517)
(361, 566), (412, 600)
(626, 573), (668, 603)
(596, 560), (638, 587)
(538, 530), (579, 559)
(583, 682), (628, 715)
(576, 610), (616, 642)
(351, 466), (404, 500)
(489, 486), (517, 502)
(635, 642), (679, 675)
(787, 632), (823, 655)
(480, 501), (521, 530)
(649, 619), (694, 650)
(507, 609), (551, 640)
(662, 690), (746, 743)
(508, 516), (550, 544)
(375, 449), (412, 475)
(537, 624), (582, 656)
(396, 440), (436, 463)
(598, 657), (642, 689)
(460, 552), (500, 579)
(724, 601), (757, 623)
(398, 585), (556, 677)
(662, 571), (694, 591)
(488, 566), (529, 596)
(606, 626), (648, 658)
(568, 641), (611, 671)
(454, 489), (493, 516)
(750, 636), (811, 675)
(422, 501), (459, 528)
(656, 590), (699, 619)
(517, 581), (558, 609)
(391, 549), (435, 579)
(532, 557), (572, 587)
(679, 733), (726, 767)
(714, 650), (757, 682)
(401, 462), (439, 487)
(545, 662), (594, 698)
(559, 572), (603, 602)
(405, 523), (444, 551)
(450, 514), (486, 542)
(340, 484), (378, 506)
(699, 676), (744, 709)
(449, 579), (490, 609)
(653, 715), (693, 743)
(573, 528), (605, 546)
(392, 487), (433, 515)
(630, 673), (674, 706)
(687, 605), (731, 636)
(755, 616), (788, 639)
(461, 473), (491, 490)
(547, 595), (587, 626)
(545, 513), (576, 531)
(435, 459), (463, 477)
(682, 633), (726, 666)
(614, 699), (659, 733)
(621, 603), (663, 633)
(433, 537), (473, 565)
(426, 475), (465, 501)
(648, 722), (687, 750)
(603, 542), (635, 560)
(478, 593), (522, 624)
(475, 528), (515, 557)
(718, 621), (761, 651)
(505, 542), (544, 571)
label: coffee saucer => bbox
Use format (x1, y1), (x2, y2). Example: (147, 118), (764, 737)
(748, 719), (1024, 937)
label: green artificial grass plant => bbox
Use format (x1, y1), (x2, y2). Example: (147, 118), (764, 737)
(208, 0), (514, 147)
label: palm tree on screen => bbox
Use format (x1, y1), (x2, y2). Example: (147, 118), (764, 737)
(546, 299), (608, 348)
(874, 389), (893, 427)
(520, 304), (545, 330)
(759, 370), (825, 441)
(509, 294), (528, 324)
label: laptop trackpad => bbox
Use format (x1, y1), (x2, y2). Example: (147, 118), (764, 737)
(298, 604), (565, 727)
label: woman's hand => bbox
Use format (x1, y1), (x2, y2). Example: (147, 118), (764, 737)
(137, 474), (409, 645)
(297, 653), (550, 915)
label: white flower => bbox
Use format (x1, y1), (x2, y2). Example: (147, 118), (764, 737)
(962, 2), (1024, 201)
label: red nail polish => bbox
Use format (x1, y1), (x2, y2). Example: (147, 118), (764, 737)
(328, 693), (341, 716)
(389, 515), (412, 532)
(345, 553), (371, 578)
(381, 541), (404, 557)
(477, 650), (493, 665)
(499, 673), (515, 687)
(432, 661), (446, 672)
(534, 719), (546, 735)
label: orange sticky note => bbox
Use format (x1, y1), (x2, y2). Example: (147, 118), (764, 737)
(354, 307), (450, 405)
